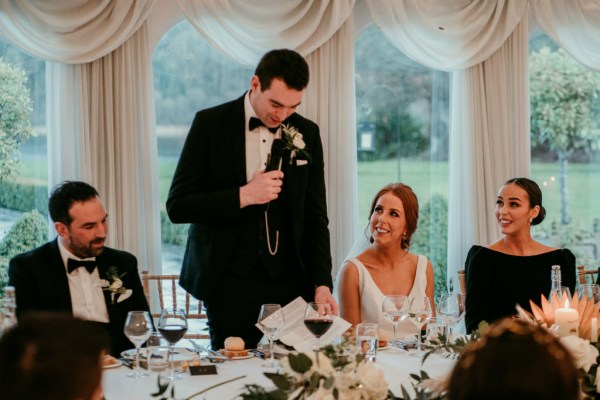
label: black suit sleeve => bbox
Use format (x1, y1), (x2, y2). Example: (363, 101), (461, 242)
(8, 254), (39, 317)
(166, 107), (244, 225)
(464, 246), (490, 333)
(298, 122), (333, 289)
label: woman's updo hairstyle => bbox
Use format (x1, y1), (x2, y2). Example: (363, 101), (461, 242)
(504, 177), (546, 225)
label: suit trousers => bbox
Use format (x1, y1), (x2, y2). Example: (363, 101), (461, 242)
(204, 262), (311, 350)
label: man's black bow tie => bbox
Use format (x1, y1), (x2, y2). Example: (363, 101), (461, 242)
(67, 258), (97, 274)
(249, 117), (278, 134)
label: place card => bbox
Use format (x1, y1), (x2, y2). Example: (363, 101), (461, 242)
(189, 365), (218, 375)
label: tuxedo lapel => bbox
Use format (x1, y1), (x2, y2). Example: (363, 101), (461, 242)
(48, 240), (74, 311)
(231, 95), (247, 185)
(96, 257), (118, 316)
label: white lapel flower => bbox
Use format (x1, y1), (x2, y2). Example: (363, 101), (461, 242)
(100, 266), (131, 304)
(281, 124), (313, 165)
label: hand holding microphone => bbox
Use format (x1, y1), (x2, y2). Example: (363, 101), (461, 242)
(239, 139), (286, 208)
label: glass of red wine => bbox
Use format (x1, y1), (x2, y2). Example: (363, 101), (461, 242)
(303, 302), (334, 350)
(158, 308), (188, 380)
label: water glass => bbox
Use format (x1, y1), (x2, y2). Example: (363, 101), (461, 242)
(356, 323), (378, 362)
(147, 346), (170, 375)
(425, 317), (449, 344)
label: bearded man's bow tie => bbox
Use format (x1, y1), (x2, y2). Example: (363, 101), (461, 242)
(249, 117), (278, 134)
(67, 258), (97, 274)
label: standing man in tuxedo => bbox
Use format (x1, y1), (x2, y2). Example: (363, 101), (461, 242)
(167, 49), (337, 350)
(8, 181), (150, 356)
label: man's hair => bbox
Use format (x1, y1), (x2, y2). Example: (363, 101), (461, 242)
(48, 181), (99, 225)
(0, 312), (109, 400)
(255, 49), (309, 91)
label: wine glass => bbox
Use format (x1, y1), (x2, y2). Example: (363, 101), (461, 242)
(158, 308), (188, 380)
(257, 304), (285, 368)
(407, 297), (433, 357)
(436, 293), (465, 343)
(303, 302), (334, 350)
(123, 311), (153, 378)
(381, 295), (409, 353)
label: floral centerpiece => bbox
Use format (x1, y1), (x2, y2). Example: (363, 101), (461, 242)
(401, 292), (600, 400)
(240, 340), (394, 399)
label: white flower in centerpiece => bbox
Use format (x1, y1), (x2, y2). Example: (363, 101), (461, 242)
(560, 335), (599, 372)
(354, 362), (389, 399)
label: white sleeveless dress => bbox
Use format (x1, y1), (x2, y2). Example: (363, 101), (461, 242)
(345, 255), (429, 339)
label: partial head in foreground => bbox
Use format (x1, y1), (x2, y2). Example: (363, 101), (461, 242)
(0, 312), (110, 400)
(447, 318), (579, 400)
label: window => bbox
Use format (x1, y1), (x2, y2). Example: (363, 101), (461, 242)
(152, 22), (253, 274)
(0, 40), (48, 293)
(529, 30), (600, 270)
(354, 26), (450, 295)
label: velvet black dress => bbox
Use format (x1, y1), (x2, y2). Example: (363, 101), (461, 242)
(464, 245), (576, 333)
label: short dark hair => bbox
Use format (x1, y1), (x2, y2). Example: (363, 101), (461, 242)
(48, 181), (99, 225)
(447, 319), (579, 400)
(255, 49), (309, 91)
(0, 312), (109, 400)
(504, 177), (546, 225)
(368, 183), (419, 250)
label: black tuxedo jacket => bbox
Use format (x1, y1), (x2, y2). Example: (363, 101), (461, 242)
(167, 94), (333, 300)
(8, 239), (150, 356)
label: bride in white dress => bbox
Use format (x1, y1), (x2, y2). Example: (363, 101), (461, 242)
(336, 183), (435, 340)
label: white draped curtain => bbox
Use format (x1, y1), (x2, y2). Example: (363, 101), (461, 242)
(0, 0), (161, 273)
(176, 0), (357, 273)
(364, 0), (529, 287)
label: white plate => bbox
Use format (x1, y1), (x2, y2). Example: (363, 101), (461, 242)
(230, 354), (254, 360)
(121, 347), (196, 362)
(102, 358), (123, 369)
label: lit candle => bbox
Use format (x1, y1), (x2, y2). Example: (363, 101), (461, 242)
(555, 300), (579, 337)
(592, 317), (598, 342)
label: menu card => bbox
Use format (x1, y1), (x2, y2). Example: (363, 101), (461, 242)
(255, 297), (351, 353)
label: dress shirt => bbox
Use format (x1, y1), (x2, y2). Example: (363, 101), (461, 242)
(58, 239), (110, 323)
(244, 91), (281, 182)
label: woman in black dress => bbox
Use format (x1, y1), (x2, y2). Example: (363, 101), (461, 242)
(464, 177), (576, 333)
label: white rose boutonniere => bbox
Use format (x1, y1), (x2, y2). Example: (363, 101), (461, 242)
(281, 123), (312, 165)
(100, 266), (132, 304)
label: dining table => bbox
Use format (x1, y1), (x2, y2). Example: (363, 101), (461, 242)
(102, 348), (456, 399)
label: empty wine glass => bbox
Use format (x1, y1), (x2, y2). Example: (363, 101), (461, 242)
(257, 304), (285, 368)
(407, 297), (433, 357)
(303, 302), (334, 350)
(436, 293), (465, 343)
(381, 295), (409, 352)
(158, 308), (188, 380)
(124, 311), (153, 379)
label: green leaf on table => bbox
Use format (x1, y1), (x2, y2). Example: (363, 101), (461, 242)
(288, 352), (312, 373)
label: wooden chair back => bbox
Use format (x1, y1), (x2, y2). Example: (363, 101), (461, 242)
(577, 265), (599, 286)
(141, 270), (209, 339)
(457, 269), (466, 299)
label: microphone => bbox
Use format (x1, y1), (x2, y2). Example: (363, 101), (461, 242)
(265, 138), (286, 172)
(264, 139), (286, 213)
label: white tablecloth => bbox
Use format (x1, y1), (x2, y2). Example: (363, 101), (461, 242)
(102, 350), (455, 400)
